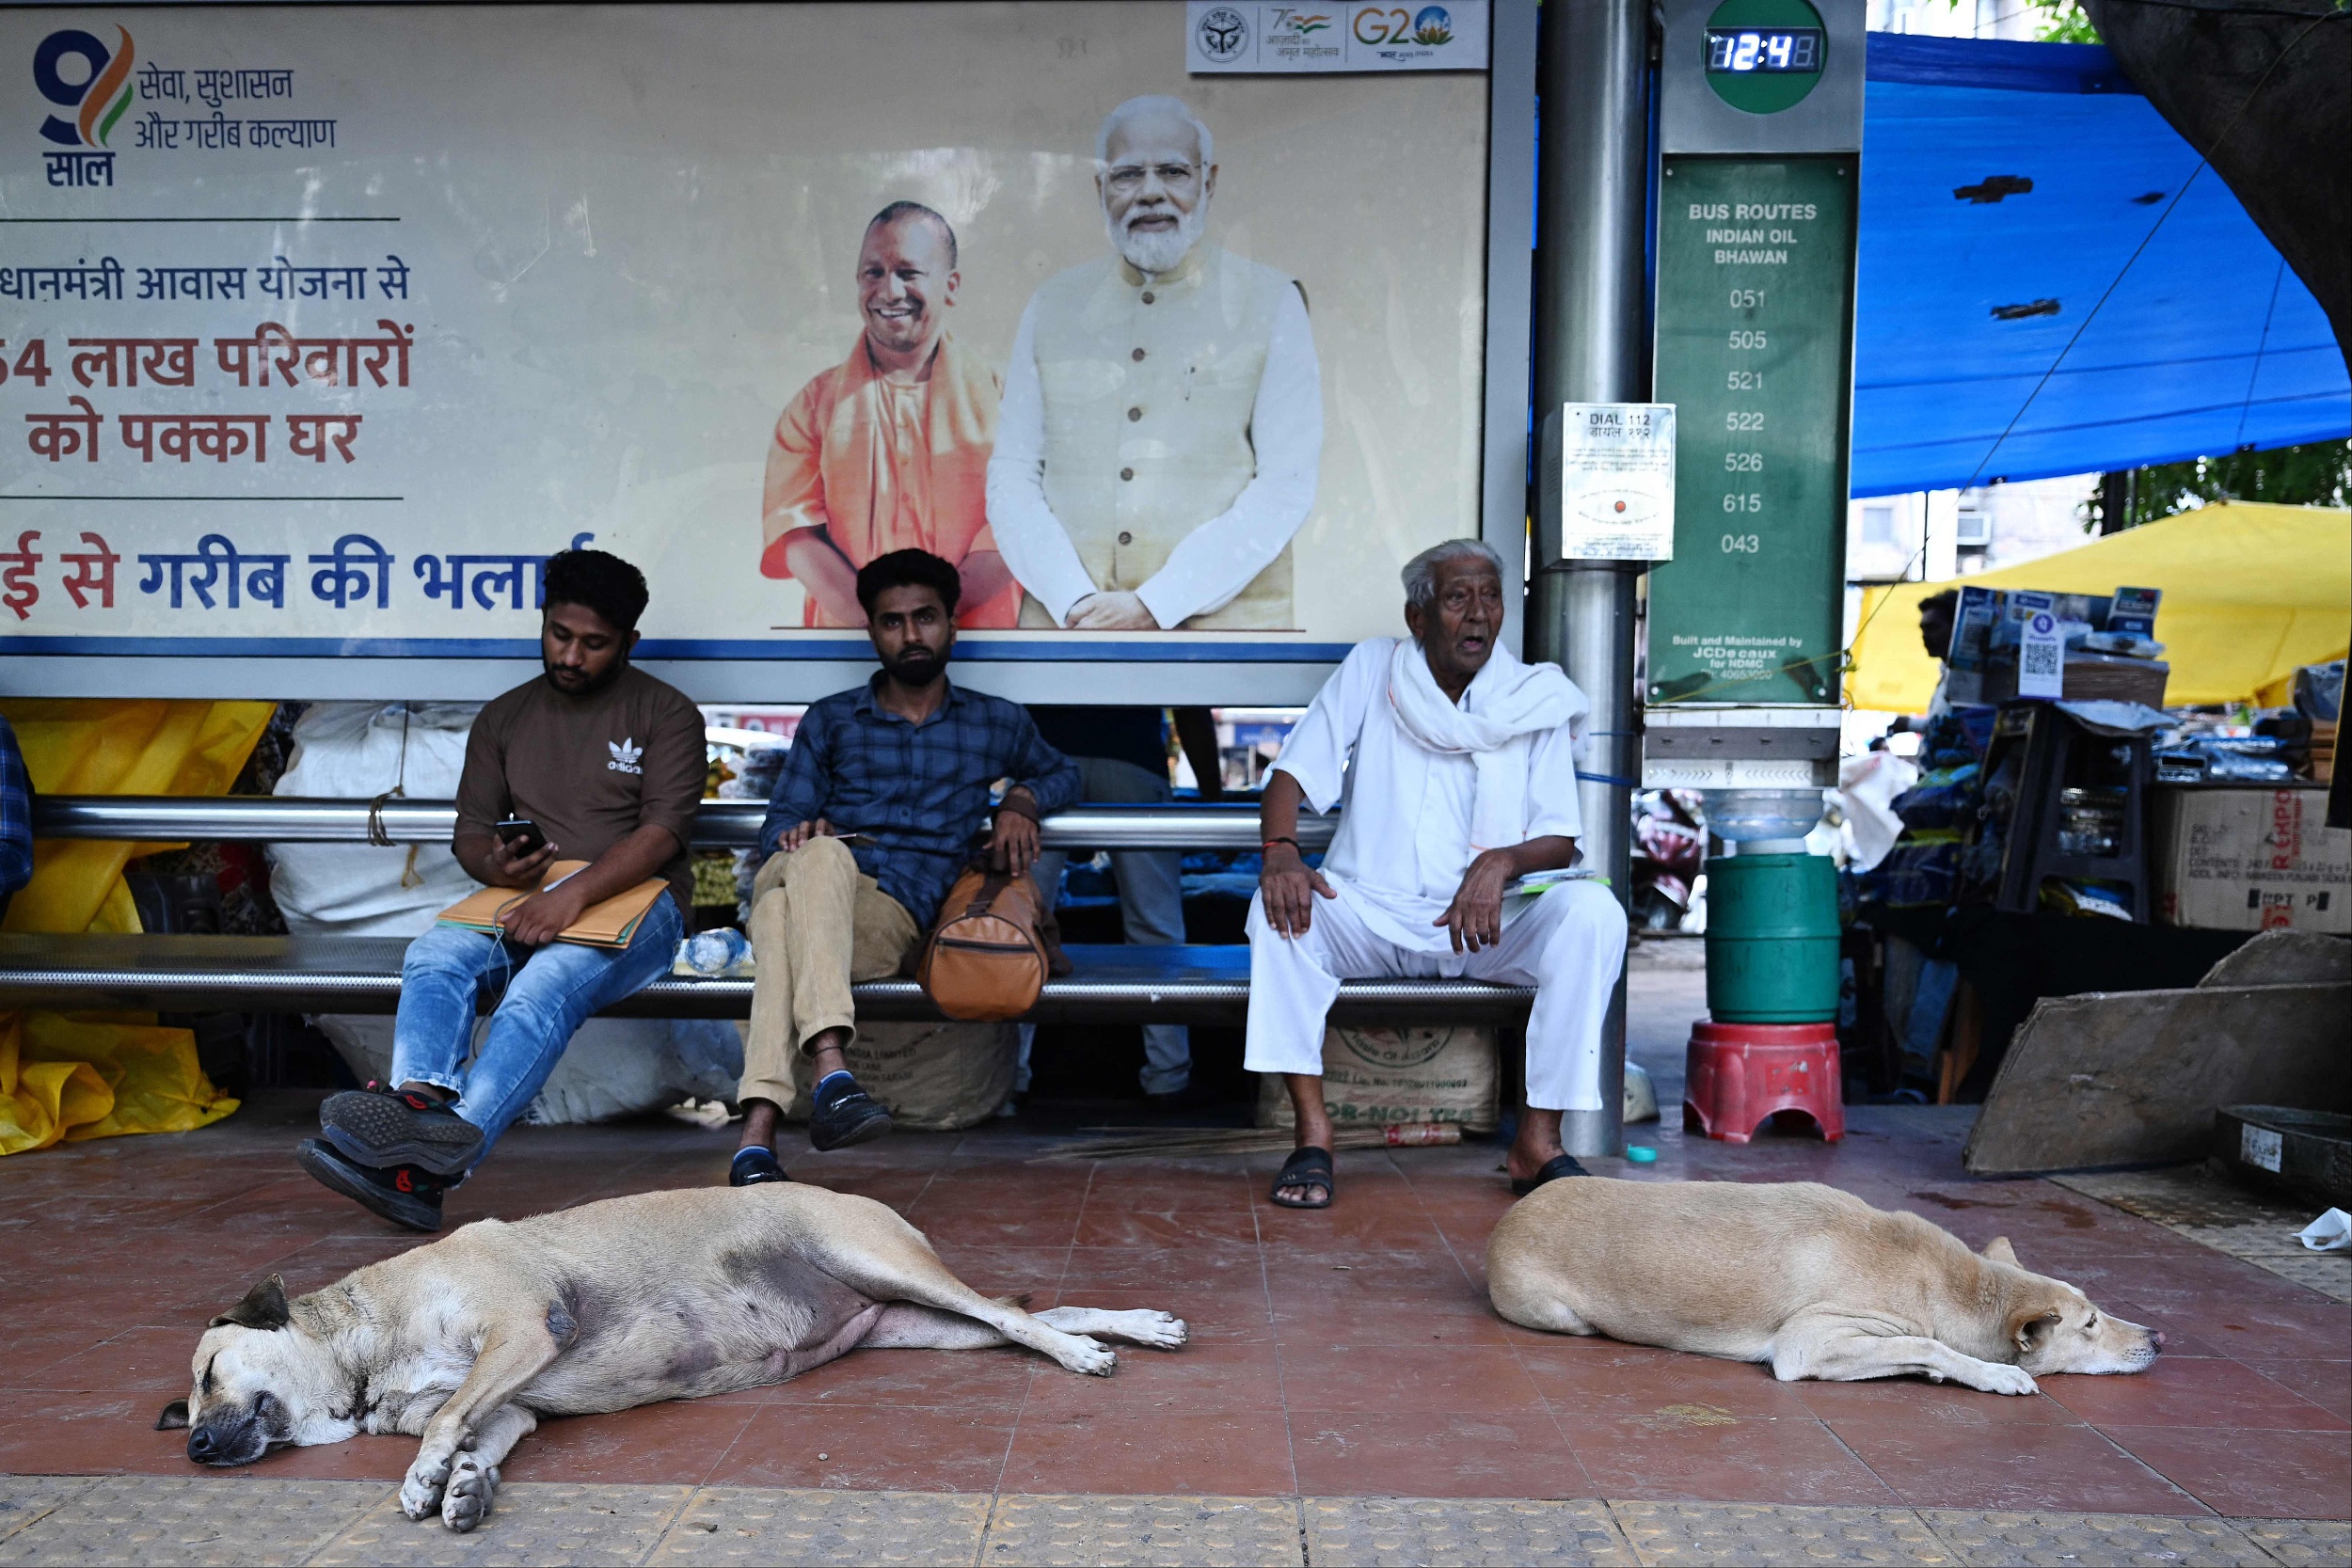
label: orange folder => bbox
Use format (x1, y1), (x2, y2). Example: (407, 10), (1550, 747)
(435, 862), (666, 949)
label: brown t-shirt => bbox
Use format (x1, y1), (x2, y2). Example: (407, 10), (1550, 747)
(454, 666), (706, 914)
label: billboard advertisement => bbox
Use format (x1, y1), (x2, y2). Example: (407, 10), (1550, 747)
(0, 3), (1497, 699)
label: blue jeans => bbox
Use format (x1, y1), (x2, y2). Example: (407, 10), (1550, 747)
(389, 891), (684, 1162)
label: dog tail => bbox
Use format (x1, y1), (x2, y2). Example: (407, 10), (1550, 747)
(993, 1292), (1035, 1311)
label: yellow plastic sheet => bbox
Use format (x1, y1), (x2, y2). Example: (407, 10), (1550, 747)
(0, 699), (266, 1153)
(0, 698), (277, 933)
(0, 1012), (238, 1155)
(1850, 502), (2351, 712)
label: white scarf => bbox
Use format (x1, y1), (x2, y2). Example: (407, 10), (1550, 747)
(1386, 637), (1586, 852)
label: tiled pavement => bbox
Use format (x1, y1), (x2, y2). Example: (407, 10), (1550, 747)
(8, 1094), (2345, 1520)
(1, 947), (2344, 1560)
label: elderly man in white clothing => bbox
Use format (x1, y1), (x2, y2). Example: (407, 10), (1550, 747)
(1248, 539), (1628, 1209)
(987, 94), (1322, 632)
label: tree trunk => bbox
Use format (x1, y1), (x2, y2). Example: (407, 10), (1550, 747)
(2082, 0), (2350, 368)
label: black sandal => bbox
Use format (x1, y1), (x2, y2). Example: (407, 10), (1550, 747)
(1510, 1153), (1588, 1197)
(1269, 1146), (1334, 1210)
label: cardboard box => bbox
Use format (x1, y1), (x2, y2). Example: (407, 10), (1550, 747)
(2152, 785), (2351, 933)
(1979, 650), (2169, 707)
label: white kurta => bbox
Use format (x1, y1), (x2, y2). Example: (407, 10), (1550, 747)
(1244, 639), (1627, 1111)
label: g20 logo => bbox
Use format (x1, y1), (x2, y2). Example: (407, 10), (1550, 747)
(35, 26), (135, 148)
(1354, 5), (1454, 45)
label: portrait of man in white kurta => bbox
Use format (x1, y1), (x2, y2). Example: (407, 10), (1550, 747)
(986, 95), (1325, 632)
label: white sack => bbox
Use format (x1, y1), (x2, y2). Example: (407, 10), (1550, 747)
(268, 701), (483, 937)
(316, 1014), (743, 1127)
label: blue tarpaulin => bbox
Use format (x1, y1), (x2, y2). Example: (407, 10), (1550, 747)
(1851, 34), (2350, 497)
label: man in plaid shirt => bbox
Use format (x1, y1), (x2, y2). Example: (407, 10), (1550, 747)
(730, 548), (1079, 1183)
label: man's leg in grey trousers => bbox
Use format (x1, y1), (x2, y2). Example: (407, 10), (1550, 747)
(1112, 842), (1191, 1095)
(1079, 754), (1193, 1098)
(1016, 847), (1070, 1098)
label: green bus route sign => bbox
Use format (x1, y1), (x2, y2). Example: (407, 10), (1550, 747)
(1646, 153), (1855, 705)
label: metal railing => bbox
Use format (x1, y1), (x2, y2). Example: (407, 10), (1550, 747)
(30, 796), (1334, 852)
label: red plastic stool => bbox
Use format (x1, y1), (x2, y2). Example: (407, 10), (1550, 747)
(1683, 1021), (1844, 1144)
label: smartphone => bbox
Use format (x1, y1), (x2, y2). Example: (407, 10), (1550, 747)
(495, 818), (548, 858)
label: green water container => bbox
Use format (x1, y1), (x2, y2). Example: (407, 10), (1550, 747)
(1705, 852), (1840, 1023)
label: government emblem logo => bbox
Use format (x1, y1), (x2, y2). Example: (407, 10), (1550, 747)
(1195, 6), (1251, 63)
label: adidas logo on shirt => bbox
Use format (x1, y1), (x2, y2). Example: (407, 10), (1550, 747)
(608, 737), (644, 776)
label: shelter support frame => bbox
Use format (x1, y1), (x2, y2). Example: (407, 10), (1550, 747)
(1530, 0), (1653, 1159)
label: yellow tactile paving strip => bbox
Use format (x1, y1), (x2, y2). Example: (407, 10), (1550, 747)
(1, 1479), (2344, 1567)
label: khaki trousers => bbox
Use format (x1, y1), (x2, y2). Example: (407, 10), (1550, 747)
(738, 836), (921, 1110)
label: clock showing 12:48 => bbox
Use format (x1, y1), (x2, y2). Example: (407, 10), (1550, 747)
(1703, 0), (1828, 114)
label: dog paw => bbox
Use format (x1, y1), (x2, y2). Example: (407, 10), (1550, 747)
(440, 1452), (498, 1533)
(1981, 1365), (2039, 1396)
(1057, 1335), (1118, 1376)
(1125, 1311), (1188, 1350)
(399, 1455), (452, 1520)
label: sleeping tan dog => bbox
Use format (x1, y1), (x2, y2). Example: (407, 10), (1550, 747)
(1487, 1179), (2161, 1393)
(158, 1184), (1184, 1532)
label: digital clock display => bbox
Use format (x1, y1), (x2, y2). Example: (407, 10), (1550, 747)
(1705, 27), (1823, 72)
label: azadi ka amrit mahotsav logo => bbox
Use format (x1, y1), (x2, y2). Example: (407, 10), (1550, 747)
(35, 24), (135, 148)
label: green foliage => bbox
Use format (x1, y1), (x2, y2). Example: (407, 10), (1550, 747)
(2031, 1), (2100, 42)
(2094, 438), (2352, 531)
(1935, 0), (2100, 41)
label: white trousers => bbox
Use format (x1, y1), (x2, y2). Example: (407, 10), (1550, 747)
(1243, 879), (1628, 1112)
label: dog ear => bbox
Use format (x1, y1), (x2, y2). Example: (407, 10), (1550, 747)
(210, 1274), (291, 1332)
(1982, 1236), (2019, 1266)
(2008, 1307), (2061, 1354)
(155, 1399), (190, 1431)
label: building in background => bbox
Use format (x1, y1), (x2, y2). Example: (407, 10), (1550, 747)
(1867, 0), (2045, 40)
(1846, 475), (2100, 587)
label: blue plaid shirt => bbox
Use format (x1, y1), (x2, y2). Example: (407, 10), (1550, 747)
(759, 675), (1080, 927)
(0, 715), (32, 904)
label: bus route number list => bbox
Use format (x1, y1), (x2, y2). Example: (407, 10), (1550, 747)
(1646, 155), (1855, 705)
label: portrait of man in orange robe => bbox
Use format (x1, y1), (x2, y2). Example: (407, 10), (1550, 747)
(759, 201), (1017, 627)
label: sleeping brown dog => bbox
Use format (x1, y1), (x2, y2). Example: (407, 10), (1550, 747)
(1487, 1178), (2161, 1392)
(160, 1184), (1184, 1531)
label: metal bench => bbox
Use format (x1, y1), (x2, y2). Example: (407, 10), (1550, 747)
(8, 797), (1534, 1025)
(0, 933), (1533, 1025)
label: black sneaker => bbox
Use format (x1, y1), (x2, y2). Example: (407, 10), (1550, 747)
(728, 1147), (792, 1186)
(320, 1084), (484, 1177)
(808, 1074), (892, 1151)
(296, 1137), (446, 1233)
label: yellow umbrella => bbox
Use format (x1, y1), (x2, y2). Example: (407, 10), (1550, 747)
(1848, 501), (2350, 711)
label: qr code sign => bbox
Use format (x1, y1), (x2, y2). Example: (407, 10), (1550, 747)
(2022, 640), (2060, 679)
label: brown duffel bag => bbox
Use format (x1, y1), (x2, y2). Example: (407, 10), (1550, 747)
(913, 862), (1069, 1021)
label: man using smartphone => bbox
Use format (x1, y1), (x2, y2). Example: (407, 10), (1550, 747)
(296, 548), (706, 1231)
(729, 547), (1078, 1184)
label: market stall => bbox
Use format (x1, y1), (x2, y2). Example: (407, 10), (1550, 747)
(1837, 501), (2347, 1101)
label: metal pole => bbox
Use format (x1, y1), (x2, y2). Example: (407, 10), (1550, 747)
(1532, 0), (1650, 1159)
